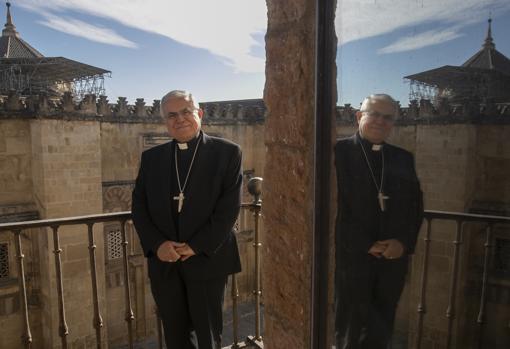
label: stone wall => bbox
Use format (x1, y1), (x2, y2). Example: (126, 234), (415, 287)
(263, 0), (321, 347)
(0, 93), (267, 347)
(336, 121), (509, 348)
(1, 91), (509, 347)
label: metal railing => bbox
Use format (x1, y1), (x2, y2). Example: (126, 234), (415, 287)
(415, 210), (510, 349)
(0, 178), (264, 349)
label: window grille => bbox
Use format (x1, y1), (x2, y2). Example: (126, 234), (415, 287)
(107, 229), (123, 260)
(0, 243), (8, 279)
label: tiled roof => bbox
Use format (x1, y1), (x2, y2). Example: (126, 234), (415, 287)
(0, 35), (44, 58)
(461, 19), (510, 76)
(0, 2), (43, 58)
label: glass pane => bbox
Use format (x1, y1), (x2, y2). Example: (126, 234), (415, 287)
(333, 1), (510, 348)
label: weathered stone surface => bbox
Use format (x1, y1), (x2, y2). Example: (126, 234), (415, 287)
(263, 0), (320, 347)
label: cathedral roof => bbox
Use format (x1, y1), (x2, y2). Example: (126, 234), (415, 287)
(404, 18), (510, 102)
(461, 19), (510, 76)
(0, 2), (43, 58)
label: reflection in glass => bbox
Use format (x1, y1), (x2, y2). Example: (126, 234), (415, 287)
(333, 1), (510, 348)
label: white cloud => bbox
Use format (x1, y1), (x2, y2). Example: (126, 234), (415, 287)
(14, 0), (510, 70)
(378, 27), (462, 54)
(336, 0), (510, 50)
(38, 15), (137, 49)
(16, 0), (267, 73)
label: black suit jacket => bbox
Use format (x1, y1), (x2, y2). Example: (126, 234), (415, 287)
(335, 134), (423, 260)
(132, 132), (242, 281)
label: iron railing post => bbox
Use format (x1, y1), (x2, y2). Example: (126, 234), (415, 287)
(87, 223), (103, 348)
(51, 225), (69, 349)
(120, 220), (135, 349)
(14, 229), (32, 348)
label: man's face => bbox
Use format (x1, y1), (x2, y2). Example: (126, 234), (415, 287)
(162, 97), (203, 142)
(356, 99), (395, 144)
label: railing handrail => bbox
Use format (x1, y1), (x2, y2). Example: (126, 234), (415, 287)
(423, 210), (510, 224)
(0, 202), (260, 232)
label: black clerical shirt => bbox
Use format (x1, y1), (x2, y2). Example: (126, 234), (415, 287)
(357, 133), (387, 239)
(170, 133), (202, 238)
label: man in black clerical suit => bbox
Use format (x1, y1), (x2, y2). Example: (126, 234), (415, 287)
(132, 90), (242, 349)
(335, 94), (423, 349)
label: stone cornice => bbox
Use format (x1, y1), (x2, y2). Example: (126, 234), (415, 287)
(336, 99), (510, 125)
(0, 91), (266, 125)
(1, 91), (509, 126)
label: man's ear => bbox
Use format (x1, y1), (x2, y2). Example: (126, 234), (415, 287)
(198, 108), (204, 119)
(355, 111), (363, 125)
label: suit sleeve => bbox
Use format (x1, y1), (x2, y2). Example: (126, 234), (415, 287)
(187, 145), (242, 256)
(398, 153), (424, 255)
(335, 141), (375, 253)
(131, 152), (168, 257)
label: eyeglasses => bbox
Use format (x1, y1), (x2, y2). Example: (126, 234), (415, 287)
(362, 111), (395, 122)
(164, 107), (197, 120)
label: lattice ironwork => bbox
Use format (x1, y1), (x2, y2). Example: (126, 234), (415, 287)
(0, 243), (8, 279)
(107, 229), (123, 260)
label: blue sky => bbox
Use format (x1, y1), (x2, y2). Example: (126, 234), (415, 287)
(5, 0), (510, 106)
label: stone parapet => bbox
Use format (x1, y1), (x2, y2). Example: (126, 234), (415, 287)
(201, 99), (266, 125)
(2, 91), (509, 126)
(336, 99), (510, 125)
(0, 92), (266, 125)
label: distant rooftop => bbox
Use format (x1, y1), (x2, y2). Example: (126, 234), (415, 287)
(405, 18), (510, 103)
(461, 18), (510, 76)
(0, 2), (43, 58)
(0, 2), (110, 98)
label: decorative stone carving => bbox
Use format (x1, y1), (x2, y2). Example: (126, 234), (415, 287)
(97, 95), (111, 117)
(36, 93), (51, 115)
(115, 97), (129, 117)
(61, 92), (75, 112)
(134, 98), (147, 117)
(234, 104), (243, 119)
(79, 94), (97, 115)
(436, 97), (450, 116)
(208, 103), (219, 118)
(5, 90), (23, 111)
(25, 95), (38, 113)
(224, 104), (234, 118)
(419, 99), (435, 118)
(408, 99), (419, 119)
(151, 100), (160, 117)
(103, 185), (133, 212)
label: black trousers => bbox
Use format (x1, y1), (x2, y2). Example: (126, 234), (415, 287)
(150, 266), (228, 349)
(335, 255), (408, 349)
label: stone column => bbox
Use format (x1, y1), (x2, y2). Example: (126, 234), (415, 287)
(263, 1), (337, 347)
(30, 119), (106, 348)
(408, 124), (478, 348)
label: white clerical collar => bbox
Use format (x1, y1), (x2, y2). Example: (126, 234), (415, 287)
(358, 132), (383, 151)
(177, 142), (188, 150)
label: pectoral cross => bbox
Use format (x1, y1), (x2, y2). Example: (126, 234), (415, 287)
(173, 192), (185, 213)
(378, 191), (389, 212)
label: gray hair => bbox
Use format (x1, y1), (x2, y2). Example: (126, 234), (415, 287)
(359, 94), (398, 115)
(160, 90), (200, 117)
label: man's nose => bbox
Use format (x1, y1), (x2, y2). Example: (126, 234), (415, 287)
(175, 113), (187, 121)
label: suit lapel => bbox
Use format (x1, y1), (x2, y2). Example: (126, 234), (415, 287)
(159, 142), (177, 232)
(351, 134), (378, 196)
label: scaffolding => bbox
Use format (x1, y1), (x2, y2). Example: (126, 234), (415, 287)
(0, 56), (110, 99)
